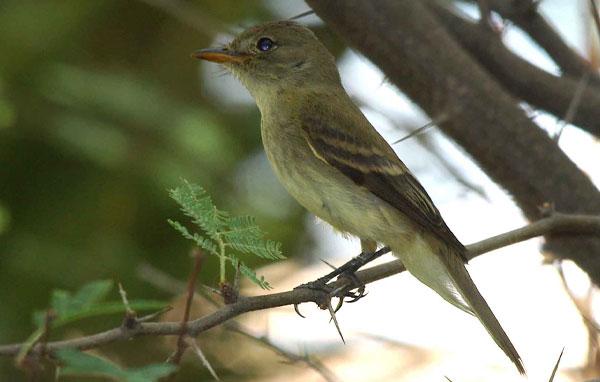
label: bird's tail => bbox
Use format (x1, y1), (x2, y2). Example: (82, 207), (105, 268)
(393, 237), (525, 375)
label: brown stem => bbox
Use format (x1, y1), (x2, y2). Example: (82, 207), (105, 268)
(169, 249), (204, 365)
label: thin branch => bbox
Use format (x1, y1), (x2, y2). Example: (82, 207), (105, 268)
(0, 213), (599, 357)
(169, 250), (203, 365)
(137, 263), (341, 382)
(468, 0), (600, 85)
(428, 2), (600, 138)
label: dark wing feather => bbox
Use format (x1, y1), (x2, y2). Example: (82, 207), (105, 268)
(301, 111), (466, 257)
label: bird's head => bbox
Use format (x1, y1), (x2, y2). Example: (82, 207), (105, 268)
(194, 21), (341, 100)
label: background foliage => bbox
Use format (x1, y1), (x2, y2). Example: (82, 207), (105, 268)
(0, 1), (324, 379)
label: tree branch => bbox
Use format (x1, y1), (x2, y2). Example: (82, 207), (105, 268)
(0, 213), (598, 357)
(428, 3), (600, 138)
(471, 0), (600, 85)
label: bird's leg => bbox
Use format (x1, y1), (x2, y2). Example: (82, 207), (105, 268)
(296, 240), (388, 296)
(293, 242), (391, 317)
(334, 239), (378, 303)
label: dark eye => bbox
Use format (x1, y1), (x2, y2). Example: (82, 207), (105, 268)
(256, 37), (275, 52)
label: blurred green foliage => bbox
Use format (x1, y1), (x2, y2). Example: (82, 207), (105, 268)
(0, 1), (340, 379)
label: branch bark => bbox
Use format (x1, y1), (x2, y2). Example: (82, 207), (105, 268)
(305, 0), (600, 284)
(0, 213), (599, 357)
(474, 0), (600, 85)
(428, 3), (600, 138)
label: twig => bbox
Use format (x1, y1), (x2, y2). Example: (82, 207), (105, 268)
(555, 261), (600, 332)
(467, 0), (600, 84)
(225, 325), (340, 382)
(169, 250), (204, 365)
(428, 1), (600, 138)
(0, 213), (599, 357)
(137, 263), (341, 382)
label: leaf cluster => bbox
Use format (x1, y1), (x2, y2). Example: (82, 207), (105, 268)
(168, 180), (285, 289)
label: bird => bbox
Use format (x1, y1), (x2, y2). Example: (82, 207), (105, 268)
(193, 20), (525, 374)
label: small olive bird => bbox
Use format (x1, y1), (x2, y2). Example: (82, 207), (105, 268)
(194, 21), (524, 373)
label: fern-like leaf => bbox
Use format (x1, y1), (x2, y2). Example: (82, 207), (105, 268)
(224, 216), (284, 260)
(232, 259), (272, 290)
(167, 219), (219, 256)
(169, 181), (227, 238)
(169, 180), (284, 289)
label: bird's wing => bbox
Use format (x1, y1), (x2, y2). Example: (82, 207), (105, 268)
(300, 104), (466, 256)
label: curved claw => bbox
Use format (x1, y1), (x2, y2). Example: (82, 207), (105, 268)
(293, 303), (306, 318)
(346, 289), (367, 303)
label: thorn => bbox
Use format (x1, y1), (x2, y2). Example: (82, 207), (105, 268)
(333, 297), (344, 313)
(320, 259), (337, 270)
(391, 113), (449, 145)
(118, 282), (136, 317)
(137, 306), (173, 323)
(548, 347), (564, 382)
(288, 9), (315, 20)
(188, 338), (220, 381)
(327, 301), (345, 344)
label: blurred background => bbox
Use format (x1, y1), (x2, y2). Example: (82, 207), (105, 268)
(0, 0), (599, 381)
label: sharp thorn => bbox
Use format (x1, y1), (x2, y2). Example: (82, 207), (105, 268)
(334, 297), (344, 313)
(327, 301), (345, 344)
(320, 259), (337, 270)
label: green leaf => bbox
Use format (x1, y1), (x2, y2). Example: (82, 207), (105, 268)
(73, 280), (114, 308)
(167, 219), (219, 256)
(224, 216), (284, 260)
(58, 349), (123, 378)
(169, 180), (285, 289)
(34, 300), (167, 328)
(234, 259), (272, 290)
(121, 364), (178, 382)
(33, 280), (114, 326)
(33, 279), (167, 327)
(169, 181), (227, 238)
(57, 349), (176, 381)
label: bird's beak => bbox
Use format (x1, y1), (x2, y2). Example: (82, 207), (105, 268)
(192, 48), (251, 63)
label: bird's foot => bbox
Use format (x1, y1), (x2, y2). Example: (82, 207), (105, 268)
(293, 251), (375, 316)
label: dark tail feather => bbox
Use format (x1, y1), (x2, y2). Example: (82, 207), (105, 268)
(443, 247), (526, 375)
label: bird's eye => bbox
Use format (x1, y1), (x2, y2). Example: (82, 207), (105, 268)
(256, 37), (275, 52)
